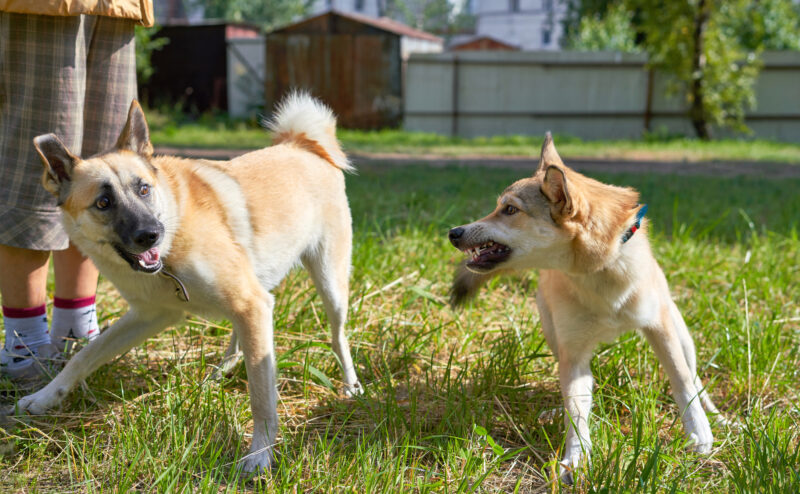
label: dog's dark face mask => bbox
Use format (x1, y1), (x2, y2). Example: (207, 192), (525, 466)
(101, 179), (165, 273)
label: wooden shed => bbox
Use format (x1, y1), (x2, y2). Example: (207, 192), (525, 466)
(265, 11), (442, 129)
(449, 35), (519, 52)
(143, 21), (262, 113)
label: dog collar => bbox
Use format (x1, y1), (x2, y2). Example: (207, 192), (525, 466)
(621, 204), (648, 244)
(159, 268), (190, 302)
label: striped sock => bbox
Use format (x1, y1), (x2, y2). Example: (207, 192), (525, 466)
(1, 305), (51, 375)
(50, 296), (100, 354)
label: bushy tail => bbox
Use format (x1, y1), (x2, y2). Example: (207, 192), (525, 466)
(449, 261), (498, 308)
(264, 91), (353, 172)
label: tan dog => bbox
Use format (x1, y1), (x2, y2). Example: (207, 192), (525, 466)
(448, 134), (722, 483)
(15, 94), (362, 472)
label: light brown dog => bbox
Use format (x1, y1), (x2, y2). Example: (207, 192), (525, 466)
(16, 93), (362, 472)
(448, 134), (722, 483)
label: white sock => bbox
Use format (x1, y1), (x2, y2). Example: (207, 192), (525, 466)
(50, 296), (100, 353)
(1, 304), (51, 369)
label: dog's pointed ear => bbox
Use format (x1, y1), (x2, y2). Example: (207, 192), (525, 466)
(33, 134), (79, 196)
(536, 132), (564, 173)
(116, 99), (153, 158)
(542, 165), (573, 219)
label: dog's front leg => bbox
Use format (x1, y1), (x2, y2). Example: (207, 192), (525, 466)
(13, 308), (180, 415)
(233, 292), (279, 473)
(558, 351), (594, 484)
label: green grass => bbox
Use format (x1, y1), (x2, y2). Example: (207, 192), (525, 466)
(145, 109), (800, 163)
(1, 164), (799, 492)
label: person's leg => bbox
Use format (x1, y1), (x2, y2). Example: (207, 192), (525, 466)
(0, 245), (53, 377)
(53, 245), (97, 300)
(0, 13), (86, 377)
(0, 246), (50, 309)
(50, 245), (100, 353)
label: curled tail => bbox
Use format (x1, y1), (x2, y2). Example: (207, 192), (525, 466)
(264, 92), (353, 172)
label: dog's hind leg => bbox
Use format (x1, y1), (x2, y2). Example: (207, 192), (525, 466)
(668, 301), (724, 421)
(210, 330), (242, 380)
(302, 229), (362, 397)
(12, 308), (181, 415)
(642, 305), (713, 454)
(232, 290), (279, 473)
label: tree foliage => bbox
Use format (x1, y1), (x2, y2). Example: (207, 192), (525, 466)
(630, 0), (762, 139)
(187, 0), (310, 30)
(562, 0), (800, 139)
(730, 0), (800, 51)
(562, 2), (638, 52)
(134, 25), (169, 85)
(385, 0), (474, 35)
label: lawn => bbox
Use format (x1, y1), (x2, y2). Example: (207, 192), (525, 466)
(144, 109), (800, 164)
(1, 163), (799, 492)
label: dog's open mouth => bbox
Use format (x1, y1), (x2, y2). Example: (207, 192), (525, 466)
(114, 245), (163, 274)
(461, 240), (512, 271)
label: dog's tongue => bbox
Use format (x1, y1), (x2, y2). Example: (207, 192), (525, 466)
(138, 248), (160, 265)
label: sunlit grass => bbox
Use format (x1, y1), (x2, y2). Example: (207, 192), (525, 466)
(1, 164), (798, 492)
(145, 108), (800, 164)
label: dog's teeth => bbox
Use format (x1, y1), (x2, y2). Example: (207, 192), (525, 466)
(138, 259), (147, 268)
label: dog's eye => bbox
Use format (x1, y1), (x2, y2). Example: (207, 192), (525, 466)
(503, 205), (518, 215)
(139, 184), (150, 197)
(96, 196), (111, 210)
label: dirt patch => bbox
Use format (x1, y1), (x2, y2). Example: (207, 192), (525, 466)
(153, 147), (800, 178)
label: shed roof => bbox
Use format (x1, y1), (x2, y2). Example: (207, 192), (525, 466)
(269, 10), (443, 44)
(449, 35), (519, 51)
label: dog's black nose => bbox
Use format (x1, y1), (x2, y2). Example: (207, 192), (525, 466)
(133, 229), (160, 249)
(448, 227), (465, 246)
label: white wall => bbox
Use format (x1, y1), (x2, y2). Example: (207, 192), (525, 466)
(227, 38), (265, 118)
(309, 0), (382, 18)
(474, 0), (567, 50)
(405, 51), (800, 140)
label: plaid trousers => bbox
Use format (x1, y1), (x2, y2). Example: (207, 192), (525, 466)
(0, 12), (137, 250)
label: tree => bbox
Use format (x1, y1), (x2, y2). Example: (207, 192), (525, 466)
(135, 25), (169, 85)
(187, 0), (310, 31)
(731, 0), (800, 51)
(562, 2), (638, 52)
(381, 0), (473, 36)
(629, 0), (761, 139)
(563, 0), (800, 139)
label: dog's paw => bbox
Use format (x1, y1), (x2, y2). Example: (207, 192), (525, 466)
(687, 431), (713, 454)
(537, 407), (560, 423)
(683, 406), (713, 453)
(558, 444), (590, 485)
(683, 411), (713, 454)
(559, 462), (575, 485)
(14, 388), (60, 416)
(711, 412), (738, 429)
(209, 352), (243, 381)
(344, 381), (363, 397)
(237, 448), (275, 475)
(559, 451), (586, 485)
